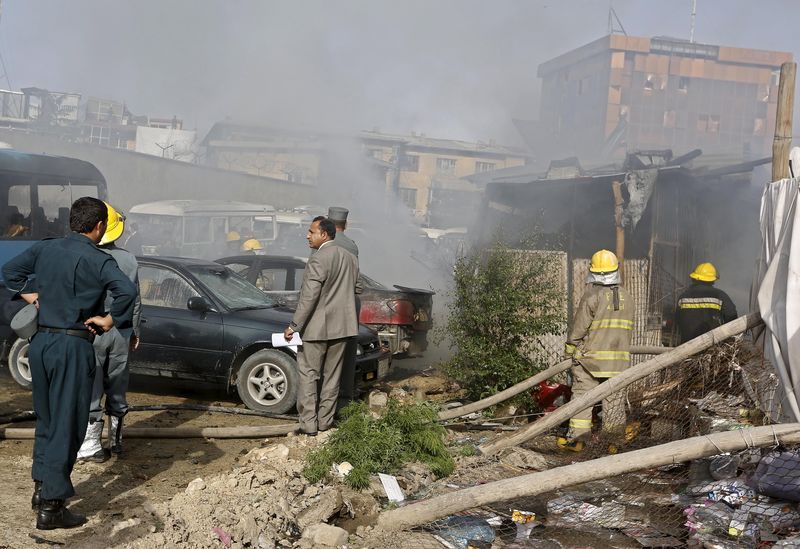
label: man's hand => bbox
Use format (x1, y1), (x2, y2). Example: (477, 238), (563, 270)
(283, 326), (295, 342)
(84, 314), (114, 335)
(130, 335), (140, 351)
(21, 293), (39, 308)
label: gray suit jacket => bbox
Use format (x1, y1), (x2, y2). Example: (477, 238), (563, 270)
(291, 242), (358, 341)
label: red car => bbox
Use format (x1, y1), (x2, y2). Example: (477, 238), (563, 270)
(216, 255), (434, 357)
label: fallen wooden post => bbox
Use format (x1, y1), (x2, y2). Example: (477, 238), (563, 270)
(478, 313), (762, 455)
(437, 346), (672, 422)
(378, 422), (800, 531)
(0, 423), (299, 439)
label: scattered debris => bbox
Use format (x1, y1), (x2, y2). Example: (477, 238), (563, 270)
(498, 447), (549, 471)
(430, 515), (495, 549)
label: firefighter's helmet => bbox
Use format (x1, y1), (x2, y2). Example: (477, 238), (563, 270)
(241, 238), (263, 252)
(226, 231), (241, 242)
(100, 202), (125, 246)
(589, 249), (619, 273)
(690, 262), (718, 282)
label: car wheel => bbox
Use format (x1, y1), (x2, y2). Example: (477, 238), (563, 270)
(8, 338), (32, 390)
(236, 349), (298, 414)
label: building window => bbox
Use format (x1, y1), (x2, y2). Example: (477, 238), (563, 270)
(88, 125), (110, 146)
(402, 155), (419, 172)
(476, 161), (496, 173)
(644, 75), (655, 92)
(436, 158), (457, 175)
(697, 114), (720, 133)
(399, 187), (417, 210)
(663, 110), (676, 129)
(678, 76), (689, 92)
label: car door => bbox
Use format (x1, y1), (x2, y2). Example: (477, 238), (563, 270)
(133, 264), (228, 381)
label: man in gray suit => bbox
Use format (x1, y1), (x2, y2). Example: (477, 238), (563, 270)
(284, 216), (358, 435)
(327, 207), (361, 410)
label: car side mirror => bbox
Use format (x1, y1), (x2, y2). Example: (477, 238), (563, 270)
(187, 296), (213, 312)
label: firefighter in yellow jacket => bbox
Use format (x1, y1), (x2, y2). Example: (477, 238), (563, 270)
(560, 250), (634, 452)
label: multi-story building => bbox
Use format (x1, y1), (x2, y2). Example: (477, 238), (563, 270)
(359, 131), (527, 225)
(0, 88), (193, 160)
(202, 122), (528, 226)
(537, 35), (792, 160)
(202, 122), (325, 184)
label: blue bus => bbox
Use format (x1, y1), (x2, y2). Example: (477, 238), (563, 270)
(0, 148), (108, 266)
(0, 148), (108, 354)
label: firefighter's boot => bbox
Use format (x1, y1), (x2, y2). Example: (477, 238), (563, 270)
(109, 415), (124, 455)
(557, 437), (585, 453)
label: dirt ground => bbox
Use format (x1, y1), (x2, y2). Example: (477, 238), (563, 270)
(0, 357), (432, 548)
(0, 368), (302, 548)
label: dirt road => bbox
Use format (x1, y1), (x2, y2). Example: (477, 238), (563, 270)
(0, 369), (293, 548)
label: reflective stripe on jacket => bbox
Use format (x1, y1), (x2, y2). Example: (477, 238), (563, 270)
(565, 283), (634, 378)
(675, 282), (737, 343)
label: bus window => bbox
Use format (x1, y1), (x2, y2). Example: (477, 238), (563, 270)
(8, 184), (31, 217)
(254, 215), (276, 240)
(184, 216), (212, 244)
(3, 184), (32, 238)
(37, 183), (99, 238)
(228, 216), (252, 237)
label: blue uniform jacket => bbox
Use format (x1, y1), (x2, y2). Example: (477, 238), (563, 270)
(2, 233), (137, 331)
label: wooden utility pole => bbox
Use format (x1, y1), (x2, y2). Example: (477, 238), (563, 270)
(612, 180), (625, 279)
(379, 423), (800, 531)
(772, 61), (796, 181)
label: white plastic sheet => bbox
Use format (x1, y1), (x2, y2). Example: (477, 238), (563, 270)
(754, 177), (800, 422)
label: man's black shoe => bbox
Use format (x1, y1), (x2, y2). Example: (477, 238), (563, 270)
(31, 481), (42, 510)
(36, 499), (87, 530)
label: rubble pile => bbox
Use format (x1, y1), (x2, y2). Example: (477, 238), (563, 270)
(102, 434), (382, 549)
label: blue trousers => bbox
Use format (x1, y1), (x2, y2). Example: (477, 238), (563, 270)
(29, 332), (95, 500)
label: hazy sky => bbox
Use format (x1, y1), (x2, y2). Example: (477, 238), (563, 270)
(2, 1), (798, 145)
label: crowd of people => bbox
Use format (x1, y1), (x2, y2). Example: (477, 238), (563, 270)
(1, 195), (739, 530)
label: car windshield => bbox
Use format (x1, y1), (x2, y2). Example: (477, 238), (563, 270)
(189, 265), (275, 310)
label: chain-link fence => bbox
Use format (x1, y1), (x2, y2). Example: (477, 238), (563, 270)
(373, 336), (800, 548)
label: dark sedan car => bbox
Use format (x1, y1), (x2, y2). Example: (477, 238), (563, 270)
(216, 255), (435, 356)
(6, 257), (391, 413)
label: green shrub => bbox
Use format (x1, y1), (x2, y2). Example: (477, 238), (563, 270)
(303, 400), (454, 489)
(439, 239), (566, 408)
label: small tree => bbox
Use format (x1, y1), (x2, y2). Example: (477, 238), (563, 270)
(440, 239), (567, 407)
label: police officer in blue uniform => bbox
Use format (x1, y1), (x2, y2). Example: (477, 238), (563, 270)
(3, 197), (137, 530)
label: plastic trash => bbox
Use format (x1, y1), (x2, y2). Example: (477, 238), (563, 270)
(709, 453), (740, 480)
(748, 449), (800, 502)
(511, 509), (541, 541)
(739, 501), (800, 531)
(431, 516), (495, 549)
(688, 478), (755, 506)
(773, 535), (800, 547)
(685, 502), (734, 534)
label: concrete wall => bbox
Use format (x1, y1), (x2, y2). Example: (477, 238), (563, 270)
(0, 128), (316, 211)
